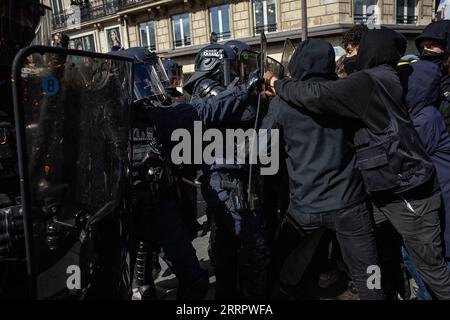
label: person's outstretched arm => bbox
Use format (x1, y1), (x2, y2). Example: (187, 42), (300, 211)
(191, 85), (253, 126)
(267, 71), (376, 121)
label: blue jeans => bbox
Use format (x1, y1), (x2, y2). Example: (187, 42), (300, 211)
(402, 246), (450, 300)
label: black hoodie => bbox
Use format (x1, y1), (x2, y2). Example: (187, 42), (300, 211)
(274, 27), (434, 194)
(261, 39), (365, 215)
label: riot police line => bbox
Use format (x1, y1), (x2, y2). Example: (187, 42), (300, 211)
(0, 0), (276, 299)
(2, 0), (450, 301)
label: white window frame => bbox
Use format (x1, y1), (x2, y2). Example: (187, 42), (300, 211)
(172, 13), (191, 48)
(253, 0), (278, 35)
(209, 4), (231, 41)
(51, 0), (64, 13)
(69, 30), (98, 52)
(354, 0), (377, 22)
(139, 20), (156, 50)
(397, 0), (416, 24)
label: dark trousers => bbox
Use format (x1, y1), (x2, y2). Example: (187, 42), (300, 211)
(202, 171), (270, 299)
(290, 201), (385, 300)
(208, 205), (269, 299)
(372, 189), (450, 300)
(134, 184), (206, 289)
(372, 220), (409, 300)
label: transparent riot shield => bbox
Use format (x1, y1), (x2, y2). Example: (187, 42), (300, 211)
(12, 46), (134, 299)
(260, 32), (284, 79)
(260, 32), (267, 78)
(281, 38), (296, 77)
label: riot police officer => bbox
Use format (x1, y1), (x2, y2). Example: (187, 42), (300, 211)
(0, 0), (53, 298)
(184, 43), (270, 299)
(161, 58), (200, 239)
(113, 47), (263, 300)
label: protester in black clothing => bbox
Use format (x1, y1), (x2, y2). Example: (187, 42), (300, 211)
(416, 20), (450, 133)
(415, 20), (450, 67)
(261, 39), (383, 300)
(265, 27), (450, 300)
(341, 24), (367, 75)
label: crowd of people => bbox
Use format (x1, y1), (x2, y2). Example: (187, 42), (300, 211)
(130, 21), (450, 300)
(2, 0), (450, 301)
(262, 21), (450, 300)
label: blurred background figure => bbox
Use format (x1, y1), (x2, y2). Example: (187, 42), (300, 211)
(162, 59), (184, 101)
(51, 32), (69, 48)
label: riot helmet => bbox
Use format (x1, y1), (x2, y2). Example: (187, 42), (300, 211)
(162, 59), (183, 88)
(225, 40), (259, 83)
(183, 44), (239, 94)
(111, 47), (169, 104)
(0, 0), (52, 70)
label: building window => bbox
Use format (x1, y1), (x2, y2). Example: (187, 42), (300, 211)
(51, 0), (64, 13)
(104, 0), (119, 15)
(253, 0), (277, 34)
(139, 21), (157, 51)
(69, 34), (96, 52)
(397, 0), (417, 24)
(106, 26), (123, 51)
(172, 13), (191, 48)
(210, 4), (231, 41)
(51, 0), (65, 28)
(354, 0), (377, 24)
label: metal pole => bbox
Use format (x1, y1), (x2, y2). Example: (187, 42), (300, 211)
(302, 0), (308, 40)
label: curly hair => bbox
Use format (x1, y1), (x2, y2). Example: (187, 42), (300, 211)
(342, 24), (368, 49)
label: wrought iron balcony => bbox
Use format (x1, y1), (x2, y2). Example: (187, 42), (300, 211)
(396, 15), (417, 24)
(254, 23), (277, 35)
(173, 37), (191, 48)
(51, 0), (157, 29)
(353, 13), (371, 24)
(213, 31), (232, 42)
(354, 13), (417, 25)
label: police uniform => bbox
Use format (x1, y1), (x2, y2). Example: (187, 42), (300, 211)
(184, 43), (270, 299)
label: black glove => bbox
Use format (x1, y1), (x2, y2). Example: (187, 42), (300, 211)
(245, 70), (264, 93)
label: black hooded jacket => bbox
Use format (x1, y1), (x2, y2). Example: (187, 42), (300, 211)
(415, 20), (450, 52)
(274, 27), (435, 194)
(261, 39), (365, 214)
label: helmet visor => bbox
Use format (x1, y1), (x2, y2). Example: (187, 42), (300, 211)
(240, 50), (259, 82)
(133, 62), (168, 103)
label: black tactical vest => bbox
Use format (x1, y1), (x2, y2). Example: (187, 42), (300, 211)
(353, 67), (435, 194)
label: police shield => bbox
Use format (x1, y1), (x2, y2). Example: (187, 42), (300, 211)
(281, 38), (296, 77)
(12, 46), (134, 299)
(260, 32), (267, 78)
(260, 32), (284, 79)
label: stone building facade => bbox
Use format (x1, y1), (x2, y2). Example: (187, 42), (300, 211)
(49, 0), (437, 73)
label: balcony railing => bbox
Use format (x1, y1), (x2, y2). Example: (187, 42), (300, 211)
(51, 0), (155, 29)
(254, 23), (277, 35)
(354, 13), (417, 25)
(173, 37), (192, 48)
(214, 31), (232, 41)
(144, 43), (157, 51)
(396, 15), (417, 24)
(354, 13), (372, 24)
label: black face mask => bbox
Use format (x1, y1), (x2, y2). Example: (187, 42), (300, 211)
(419, 50), (446, 67)
(342, 55), (358, 75)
